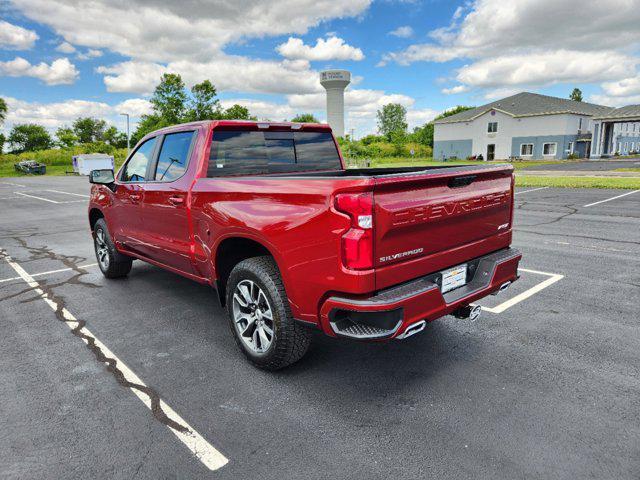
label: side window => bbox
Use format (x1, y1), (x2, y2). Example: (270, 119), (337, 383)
(154, 131), (195, 181)
(121, 137), (157, 182)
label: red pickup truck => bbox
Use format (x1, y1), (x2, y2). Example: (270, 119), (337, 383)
(88, 120), (521, 369)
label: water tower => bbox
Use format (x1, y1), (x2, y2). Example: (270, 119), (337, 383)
(320, 70), (350, 138)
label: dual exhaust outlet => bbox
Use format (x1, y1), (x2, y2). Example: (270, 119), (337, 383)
(398, 281), (512, 339)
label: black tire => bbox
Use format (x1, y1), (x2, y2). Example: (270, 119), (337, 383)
(93, 218), (133, 279)
(226, 256), (311, 370)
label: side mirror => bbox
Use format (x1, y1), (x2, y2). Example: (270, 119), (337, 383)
(89, 169), (115, 185)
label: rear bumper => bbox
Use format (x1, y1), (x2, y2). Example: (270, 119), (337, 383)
(319, 247), (521, 340)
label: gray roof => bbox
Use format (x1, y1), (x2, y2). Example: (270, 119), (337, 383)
(593, 104), (640, 120)
(434, 92), (612, 124)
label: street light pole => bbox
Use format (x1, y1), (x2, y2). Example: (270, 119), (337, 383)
(120, 113), (130, 157)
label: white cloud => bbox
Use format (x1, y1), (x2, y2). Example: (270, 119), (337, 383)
(276, 36), (364, 61)
(601, 76), (640, 98)
(441, 85), (469, 95)
(115, 98), (153, 117)
(97, 56), (322, 95)
(389, 26), (413, 38)
(406, 108), (439, 129)
(0, 20), (38, 49)
(382, 0), (640, 96)
(2, 96), (111, 130)
(77, 49), (103, 60)
(589, 94), (640, 108)
(456, 50), (638, 89)
(12, 0), (372, 63)
(589, 75), (640, 106)
(220, 99), (297, 121)
(0, 57), (79, 85)
(1, 96), (152, 134)
(55, 41), (76, 53)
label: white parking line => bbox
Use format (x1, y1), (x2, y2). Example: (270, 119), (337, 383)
(0, 181), (26, 187)
(0, 263), (99, 284)
(46, 189), (90, 198)
(583, 189), (640, 207)
(515, 186), (549, 195)
(14, 191), (86, 204)
(0, 250), (229, 471)
(15, 191), (60, 203)
(481, 267), (564, 314)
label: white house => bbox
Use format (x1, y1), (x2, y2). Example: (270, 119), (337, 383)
(433, 92), (611, 160)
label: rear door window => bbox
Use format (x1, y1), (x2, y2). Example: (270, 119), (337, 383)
(154, 131), (195, 181)
(208, 130), (340, 177)
(121, 137), (157, 182)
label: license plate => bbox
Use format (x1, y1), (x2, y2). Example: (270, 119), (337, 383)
(441, 264), (467, 293)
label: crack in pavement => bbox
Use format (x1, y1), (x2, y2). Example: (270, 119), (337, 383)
(0, 240), (190, 434)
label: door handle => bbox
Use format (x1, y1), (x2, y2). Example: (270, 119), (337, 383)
(168, 196), (185, 206)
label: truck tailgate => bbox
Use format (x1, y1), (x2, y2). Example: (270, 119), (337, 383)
(373, 165), (514, 290)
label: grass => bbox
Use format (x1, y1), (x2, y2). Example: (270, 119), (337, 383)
(614, 167), (640, 173)
(515, 175), (640, 189)
(351, 157), (568, 170)
(0, 147), (128, 178)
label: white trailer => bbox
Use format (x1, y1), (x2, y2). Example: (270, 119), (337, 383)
(71, 153), (114, 175)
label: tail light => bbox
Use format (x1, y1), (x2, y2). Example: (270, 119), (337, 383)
(335, 192), (374, 270)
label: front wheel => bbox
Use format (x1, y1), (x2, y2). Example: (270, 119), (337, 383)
(226, 256), (311, 370)
(94, 218), (132, 279)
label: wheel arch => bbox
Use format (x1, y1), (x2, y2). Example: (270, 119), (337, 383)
(89, 207), (104, 232)
(214, 236), (281, 307)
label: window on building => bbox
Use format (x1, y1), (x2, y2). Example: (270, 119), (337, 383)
(567, 142), (574, 154)
(543, 143), (557, 156)
(121, 137), (157, 182)
(520, 144), (533, 156)
(578, 118), (583, 130)
(487, 122), (498, 133)
(624, 142), (629, 153)
(154, 131), (194, 181)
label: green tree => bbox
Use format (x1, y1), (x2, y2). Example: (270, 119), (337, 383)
(151, 73), (188, 124)
(103, 125), (128, 148)
(8, 124), (53, 152)
(0, 97), (7, 125)
(73, 117), (107, 143)
(55, 126), (78, 148)
(377, 103), (408, 140)
(222, 104), (256, 120)
(0, 133), (5, 153)
(570, 88), (583, 102)
(187, 80), (220, 121)
(291, 113), (319, 123)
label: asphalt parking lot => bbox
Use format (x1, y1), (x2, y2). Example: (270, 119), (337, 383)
(1, 177), (639, 479)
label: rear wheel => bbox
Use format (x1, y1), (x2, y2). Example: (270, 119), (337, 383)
(226, 256), (311, 370)
(94, 218), (132, 279)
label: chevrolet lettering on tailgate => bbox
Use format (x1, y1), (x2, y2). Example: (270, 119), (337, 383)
(391, 192), (510, 227)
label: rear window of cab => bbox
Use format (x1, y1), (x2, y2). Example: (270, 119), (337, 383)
(207, 130), (341, 177)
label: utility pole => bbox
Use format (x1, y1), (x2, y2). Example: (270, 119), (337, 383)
(350, 128), (355, 142)
(120, 113), (130, 156)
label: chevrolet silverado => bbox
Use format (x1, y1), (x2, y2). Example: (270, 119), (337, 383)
(88, 120), (521, 369)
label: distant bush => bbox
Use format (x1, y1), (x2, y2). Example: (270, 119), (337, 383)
(0, 144), (128, 170)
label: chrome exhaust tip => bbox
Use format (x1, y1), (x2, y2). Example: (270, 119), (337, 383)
(452, 304), (482, 321)
(492, 281), (512, 295)
(397, 320), (426, 340)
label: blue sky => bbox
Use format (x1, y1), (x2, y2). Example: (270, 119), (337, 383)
(1, 0), (639, 138)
